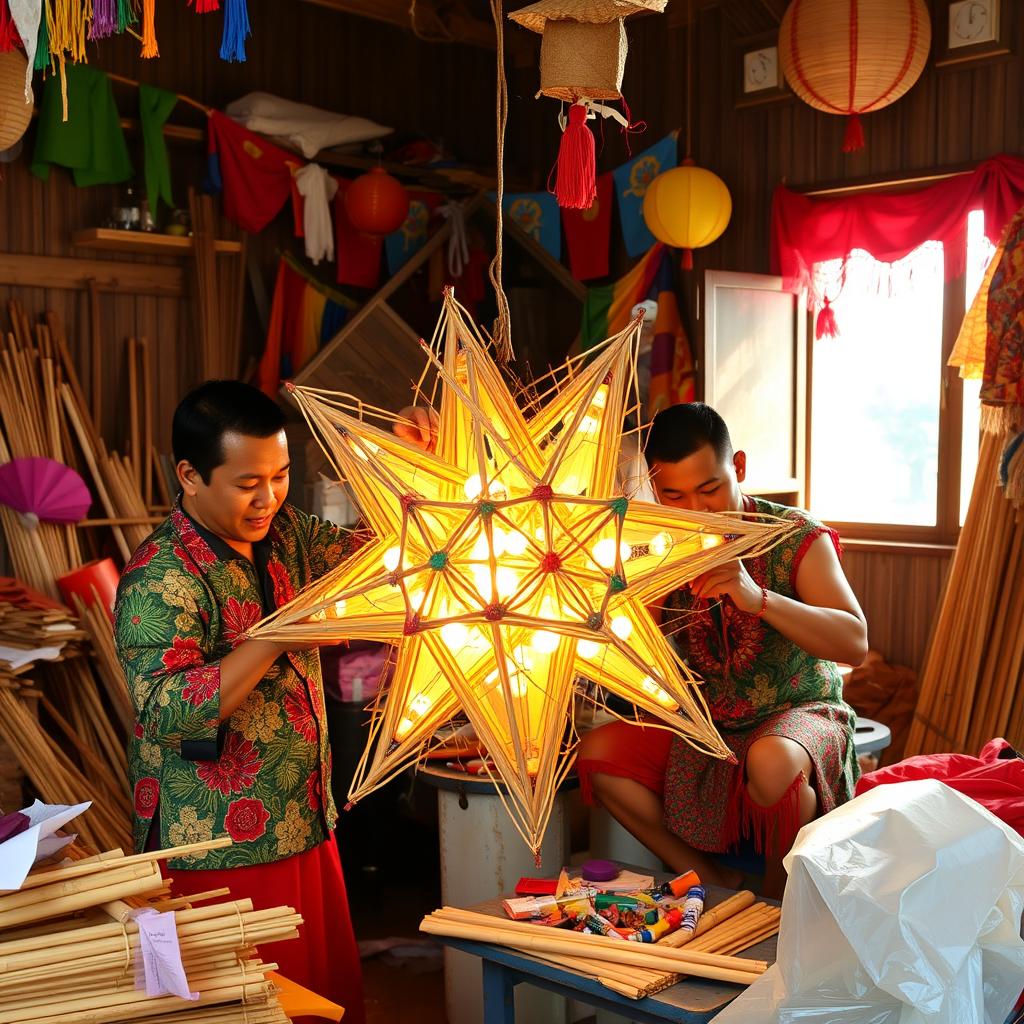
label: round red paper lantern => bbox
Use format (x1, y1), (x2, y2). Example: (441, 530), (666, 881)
(779, 0), (931, 152)
(344, 168), (410, 236)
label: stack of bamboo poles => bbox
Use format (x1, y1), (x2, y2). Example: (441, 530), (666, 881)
(1, 301), (155, 569)
(907, 426), (1024, 755)
(190, 189), (247, 381)
(0, 680), (131, 851)
(421, 890), (779, 1000)
(71, 592), (135, 733)
(0, 838), (296, 1024)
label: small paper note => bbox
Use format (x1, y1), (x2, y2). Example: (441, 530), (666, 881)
(0, 799), (90, 891)
(132, 909), (198, 1000)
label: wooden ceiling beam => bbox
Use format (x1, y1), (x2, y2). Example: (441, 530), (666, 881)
(298, 0), (531, 52)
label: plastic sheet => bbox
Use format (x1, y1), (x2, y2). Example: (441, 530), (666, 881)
(712, 779), (1024, 1024)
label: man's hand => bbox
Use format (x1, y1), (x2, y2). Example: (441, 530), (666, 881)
(394, 405), (439, 452)
(688, 559), (763, 615)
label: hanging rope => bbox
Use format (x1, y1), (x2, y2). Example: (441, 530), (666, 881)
(488, 0), (513, 364)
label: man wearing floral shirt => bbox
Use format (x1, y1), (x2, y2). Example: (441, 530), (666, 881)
(115, 381), (434, 1020)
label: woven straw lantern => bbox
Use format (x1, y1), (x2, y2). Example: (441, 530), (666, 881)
(778, 0), (931, 152)
(0, 51), (32, 153)
(509, 0), (666, 209)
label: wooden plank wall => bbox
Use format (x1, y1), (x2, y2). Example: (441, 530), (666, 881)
(0, 0), (502, 454)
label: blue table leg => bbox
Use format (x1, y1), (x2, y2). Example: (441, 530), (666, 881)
(482, 958), (517, 1024)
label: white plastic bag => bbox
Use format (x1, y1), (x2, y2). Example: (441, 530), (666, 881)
(713, 779), (1024, 1024)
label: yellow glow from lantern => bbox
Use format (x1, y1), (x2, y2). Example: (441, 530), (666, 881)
(610, 615), (633, 641)
(531, 629), (559, 654)
(504, 528), (529, 556)
(650, 533), (671, 557)
(593, 538), (631, 569)
(383, 547), (401, 571)
(441, 621), (469, 650)
(641, 675), (677, 709)
(578, 638), (601, 659)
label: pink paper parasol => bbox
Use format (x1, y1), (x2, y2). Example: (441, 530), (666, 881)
(0, 457), (92, 525)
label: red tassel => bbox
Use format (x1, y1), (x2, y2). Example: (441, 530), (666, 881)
(554, 103), (596, 211)
(0, 1), (20, 52)
(680, 248), (694, 271)
(189, 0), (220, 10)
(842, 113), (865, 153)
(816, 297), (839, 339)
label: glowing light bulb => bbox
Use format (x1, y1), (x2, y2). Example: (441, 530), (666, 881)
(332, 600), (348, 617)
(409, 693), (432, 716)
(470, 565), (492, 596)
(531, 630), (559, 654)
(490, 529), (508, 557)
(396, 717), (414, 739)
(407, 586), (426, 610)
(463, 474), (482, 499)
(650, 533), (671, 557)
(495, 566), (519, 598)
(610, 616), (632, 641)
(702, 534), (724, 549)
(578, 639), (601, 659)
(577, 415), (599, 436)
(383, 547), (401, 572)
(592, 538), (631, 569)
(441, 622), (469, 650)
(504, 529), (529, 556)
(471, 532), (491, 560)
(641, 676), (677, 708)
(561, 475), (581, 495)
(591, 388), (607, 409)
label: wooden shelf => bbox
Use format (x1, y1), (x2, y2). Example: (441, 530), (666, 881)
(71, 228), (242, 256)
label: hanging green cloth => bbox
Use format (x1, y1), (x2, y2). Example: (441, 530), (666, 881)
(31, 64), (133, 186)
(139, 83), (177, 217)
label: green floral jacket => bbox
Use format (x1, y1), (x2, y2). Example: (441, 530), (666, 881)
(114, 502), (358, 870)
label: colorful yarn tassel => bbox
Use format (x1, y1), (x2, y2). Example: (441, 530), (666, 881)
(90, 0), (115, 38)
(0, 1), (20, 52)
(842, 112), (865, 153)
(219, 0), (248, 61)
(140, 0), (156, 56)
(33, 2), (49, 69)
(188, 0), (219, 10)
(116, 0), (136, 34)
(553, 103), (596, 210)
(815, 296), (839, 339)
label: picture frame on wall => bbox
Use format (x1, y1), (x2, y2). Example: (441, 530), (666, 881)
(934, 0), (1011, 67)
(735, 32), (790, 108)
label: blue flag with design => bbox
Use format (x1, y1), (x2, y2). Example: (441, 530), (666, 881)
(385, 190), (442, 275)
(613, 134), (677, 258)
(489, 191), (561, 260)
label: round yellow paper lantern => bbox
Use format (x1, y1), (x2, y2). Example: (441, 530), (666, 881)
(779, 0), (931, 152)
(0, 50), (32, 153)
(642, 161), (732, 269)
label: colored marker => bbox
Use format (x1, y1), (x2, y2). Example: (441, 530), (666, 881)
(630, 908), (683, 943)
(661, 870), (701, 899)
(680, 885), (705, 932)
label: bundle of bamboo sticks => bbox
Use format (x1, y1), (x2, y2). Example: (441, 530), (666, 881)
(908, 426), (1024, 755)
(0, 838), (297, 1024)
(421, 889), (779, 999)
(0, 681), (131, 852)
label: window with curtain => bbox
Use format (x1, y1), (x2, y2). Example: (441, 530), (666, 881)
(808, 209), (996, 539)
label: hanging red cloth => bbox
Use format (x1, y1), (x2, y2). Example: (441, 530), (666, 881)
(771, 154), (1024, 292)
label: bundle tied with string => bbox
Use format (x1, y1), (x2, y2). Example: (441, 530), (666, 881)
(509, 0), (665, 210)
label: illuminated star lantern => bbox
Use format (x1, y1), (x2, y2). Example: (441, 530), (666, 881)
(253, 290), (792, 854)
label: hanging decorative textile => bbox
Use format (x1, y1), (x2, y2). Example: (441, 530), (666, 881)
(581, 242), (662, 351)
(561, 171), (612, 281)
(508, 0), (665, 210)
(251, 289), (790, 856)
(89, 0), (116, 38)
(612, 133), (677, 257)
(384, 188), (443, 275)
(815, 295), (838, 340)
(492, 189), (562, 261)
(778, 0), (931, 153)
(139, 83), (176, 216)
(0, 1), (20, 51)
(771, 155), (1024, 305)
(188, 0), (219, 10)
(8, 0), (41, 95)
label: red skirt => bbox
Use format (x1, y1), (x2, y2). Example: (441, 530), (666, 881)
(165, 837), (365, 1024)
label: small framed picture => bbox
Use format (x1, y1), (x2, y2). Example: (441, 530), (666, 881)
(935, 0), (1011, 67)
(735, 34), (790, 108)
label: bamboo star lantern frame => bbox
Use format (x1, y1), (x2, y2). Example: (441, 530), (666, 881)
(253, 291), (792, 854)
